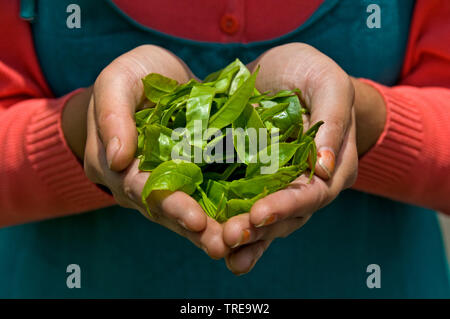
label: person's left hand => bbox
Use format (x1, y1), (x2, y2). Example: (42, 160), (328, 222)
(222, 43), (359, 275)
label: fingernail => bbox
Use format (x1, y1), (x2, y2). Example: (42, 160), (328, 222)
(106, 136), (121, 169)
(176, 219), (188, 230)
(317, 147), (335, 179)
(255, 214), (277, 228)
(231, 229), (251, 248)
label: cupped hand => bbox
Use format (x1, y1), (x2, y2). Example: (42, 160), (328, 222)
(83, 45), (229, 259)
(223, 43), (359, 275)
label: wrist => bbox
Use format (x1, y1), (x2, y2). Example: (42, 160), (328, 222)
(350, 77), (387, 156)
(61, 86), (93, 160)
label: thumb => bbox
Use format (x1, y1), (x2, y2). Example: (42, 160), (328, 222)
(308, 77), (354, 180)
(93, 64), (142, 172)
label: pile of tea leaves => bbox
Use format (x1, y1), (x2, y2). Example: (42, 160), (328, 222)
(135, 59), (322, 222)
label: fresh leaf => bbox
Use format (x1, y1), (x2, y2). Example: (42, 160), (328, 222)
(208, 68), (258, 131)
(185, 85), (215, 148)
(136, 59), (322, 223)
(141, 159), (203, 215)
(245, 143), (302, 177)
(228, 165), (301, 199)
(142, 73), (179, 103)
(232, 102), (266, 164)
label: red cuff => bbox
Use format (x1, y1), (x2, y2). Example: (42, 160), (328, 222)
(25, 89), (115, 215)
(353, 79), (424, 199)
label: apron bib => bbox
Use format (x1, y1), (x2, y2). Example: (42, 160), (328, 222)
(1, 0), (448, 298)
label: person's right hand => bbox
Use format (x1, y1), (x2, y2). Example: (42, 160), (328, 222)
(83, 45), (229, 259)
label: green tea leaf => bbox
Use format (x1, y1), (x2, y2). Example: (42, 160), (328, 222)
(141, 159), (203, 215)
(258, 102), (290, 122)
(135, 108), (154, 128)
(232, 102), (266, 164)
(245, 143), (302, 177)
(142, 73), (179, 103)
(185, 85), (215, 148)
(225, 188), (268, 219)
(269, 95), (303, 133)
(208, 68), (258, 131)
(139, 124), (179, 171)
(228, 165), (300, 199)
(136, 59), (322, 223)
(228, 59), (251, 95)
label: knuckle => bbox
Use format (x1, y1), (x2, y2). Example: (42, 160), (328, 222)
(326, 119), (346, 135)
(123, 184), (135, 203)
(83, 161), (100, 184)
(122, 172), (136, 199)
(314, 183), (333, 211)
(206, 238), (227, 260)
(96, 108), (116, 129)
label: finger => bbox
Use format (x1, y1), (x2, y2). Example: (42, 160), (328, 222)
(87, 123), (208, 234)
(197, 217), (230, 260)
(93, 68), (140, 172)
(122, 158), (207, 232)
(225, 240), (271, 275)
(147, 190), (208, 232)
(325, 110), (358, 190)
(155, 216), (228, 261)
(151, 214), (228, 260)
(131, 202), (211, 256)
(249, 174), (328, 227)
(121, 162), (212, 248)
(84, 100), (121, 186)
(224, 213), (308, 248)
(125, 189), (218, 259)
(124, 179), (224, 260)
(223, 213), (257, 248)
(250, 115), (358, 228)
(308, 72), (354, 180)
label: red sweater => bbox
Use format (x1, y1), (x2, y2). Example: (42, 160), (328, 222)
(0, 0), (449, 227)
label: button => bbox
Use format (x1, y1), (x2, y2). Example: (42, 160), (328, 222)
(220, 14), (239, 35)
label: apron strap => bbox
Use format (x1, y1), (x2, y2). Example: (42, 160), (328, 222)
(20, 0), (36, 22)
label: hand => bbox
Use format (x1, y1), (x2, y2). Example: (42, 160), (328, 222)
(222, 43), (365, 275)
(77, 45), (229, 259)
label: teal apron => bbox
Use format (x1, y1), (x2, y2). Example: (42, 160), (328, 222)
(1, 0), (448, 298)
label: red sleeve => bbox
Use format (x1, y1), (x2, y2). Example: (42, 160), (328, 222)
(0, 1), (114, 227)
(353, 0), (450, 214)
